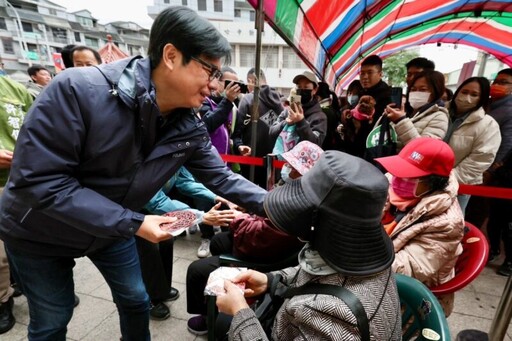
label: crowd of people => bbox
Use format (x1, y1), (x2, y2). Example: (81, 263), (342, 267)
(0, 4), (510, 341)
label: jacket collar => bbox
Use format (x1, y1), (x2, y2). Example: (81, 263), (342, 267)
(491, 94), (512, 110)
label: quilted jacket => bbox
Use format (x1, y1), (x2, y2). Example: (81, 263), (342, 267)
(388, 173), (465, 315)
(229, 266), (401, 340)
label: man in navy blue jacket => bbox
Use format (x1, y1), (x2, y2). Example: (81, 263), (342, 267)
(0, 6), (266, 340)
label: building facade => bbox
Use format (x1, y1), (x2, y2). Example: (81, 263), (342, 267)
(148, 0), (307, 95)
(0, 0), (149, 81)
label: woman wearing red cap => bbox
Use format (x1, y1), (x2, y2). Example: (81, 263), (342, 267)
(376, 137), (465, 316)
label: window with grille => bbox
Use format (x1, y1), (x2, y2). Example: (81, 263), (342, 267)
(239, 45), (254, 67)
(182, 0), (187, 5)
(250, 11), (255, 21)
(262, 46), (278, 68)
(74, 32), (81, 42)
(198, 0), (207, 11)
(282, 47), (306, 69)
(234, 9), (241, 17)
(214, 0), (222, 12)
(84, 37), (99, 48)
(1, 38), (14, 54)
(22, 21), (33, 32)
(0, 18), (6, 30)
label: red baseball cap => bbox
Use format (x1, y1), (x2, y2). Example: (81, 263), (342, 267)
(375, 137), (454, 178)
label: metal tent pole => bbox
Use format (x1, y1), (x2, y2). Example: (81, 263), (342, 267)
(248, 0), (263, 182)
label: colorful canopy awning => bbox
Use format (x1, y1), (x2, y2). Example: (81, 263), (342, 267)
(248, 0), (512, 90)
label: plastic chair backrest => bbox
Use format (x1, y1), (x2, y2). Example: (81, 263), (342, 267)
(430, 221), (489, 295)
(395, 273), (451, 341)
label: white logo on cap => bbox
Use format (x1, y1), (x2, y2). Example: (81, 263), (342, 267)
(410, 151), (424, 163)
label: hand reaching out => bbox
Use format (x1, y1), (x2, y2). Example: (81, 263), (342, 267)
(135, 215), (176, 243)
(238, 145), (251, 156)
(202, 202), (236, 227)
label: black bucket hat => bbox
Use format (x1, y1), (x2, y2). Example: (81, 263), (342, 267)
(264, 150), (394, 276)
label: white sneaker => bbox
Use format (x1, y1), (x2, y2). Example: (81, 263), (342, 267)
(197, 239), (210, 258)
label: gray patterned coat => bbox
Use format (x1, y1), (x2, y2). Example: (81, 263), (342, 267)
(228, 266), (401, 340)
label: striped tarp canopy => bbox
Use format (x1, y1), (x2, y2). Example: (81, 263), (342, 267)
(248, 0), (512, 90)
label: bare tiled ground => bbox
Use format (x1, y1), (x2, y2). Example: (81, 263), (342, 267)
(4, 233), (512, 340)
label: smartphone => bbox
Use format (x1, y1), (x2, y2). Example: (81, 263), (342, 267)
(390, 87), (403, 107)
(224, 80), (249, 94)
(289, 94), (302, 106)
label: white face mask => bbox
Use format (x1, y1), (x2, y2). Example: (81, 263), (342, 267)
(408, 91), (431, 109)
(455, 94), (478, 113)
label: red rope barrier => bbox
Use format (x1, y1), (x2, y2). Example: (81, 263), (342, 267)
(219, 154), (264, 166)
(458, 184), (512, 200)
(219, 154), (512, 200)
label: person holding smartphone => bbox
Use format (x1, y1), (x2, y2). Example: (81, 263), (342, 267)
(269, 70), (327, 156)
(384, 70), (449, 151)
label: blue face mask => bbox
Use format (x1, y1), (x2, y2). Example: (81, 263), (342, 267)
(347, 95), (359, 106)
(280, 164), (293, 183)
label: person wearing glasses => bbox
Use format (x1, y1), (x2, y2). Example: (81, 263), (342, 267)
(0, 6), (267, 341)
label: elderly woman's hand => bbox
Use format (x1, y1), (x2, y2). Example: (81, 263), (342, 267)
(216, 280), (250, 316)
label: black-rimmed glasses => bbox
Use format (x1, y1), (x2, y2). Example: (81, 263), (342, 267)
(190, 56), (222, 82)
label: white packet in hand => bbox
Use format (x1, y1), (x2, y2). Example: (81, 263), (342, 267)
(204, 266), (247, 296)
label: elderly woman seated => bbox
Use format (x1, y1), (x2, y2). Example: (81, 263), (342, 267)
(376, 137), (465, 316)
(215, 151), (401, 340)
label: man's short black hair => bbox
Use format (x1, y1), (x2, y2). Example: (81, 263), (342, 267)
(148, 6), (231, 69)
(497, 68), (512, 77)
(61, 44), (76, 68)
(361, 55), (383, 70)
(71, 46), (102, 65)
(27, 65), (49, 77)
(405, 57), (435, 71)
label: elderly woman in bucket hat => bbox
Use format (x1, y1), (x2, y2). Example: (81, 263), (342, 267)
(216, 151), (401, 340)
(376, 137), (465, 316)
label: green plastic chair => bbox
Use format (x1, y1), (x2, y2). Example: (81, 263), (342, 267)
(395, 273), (451, 341)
